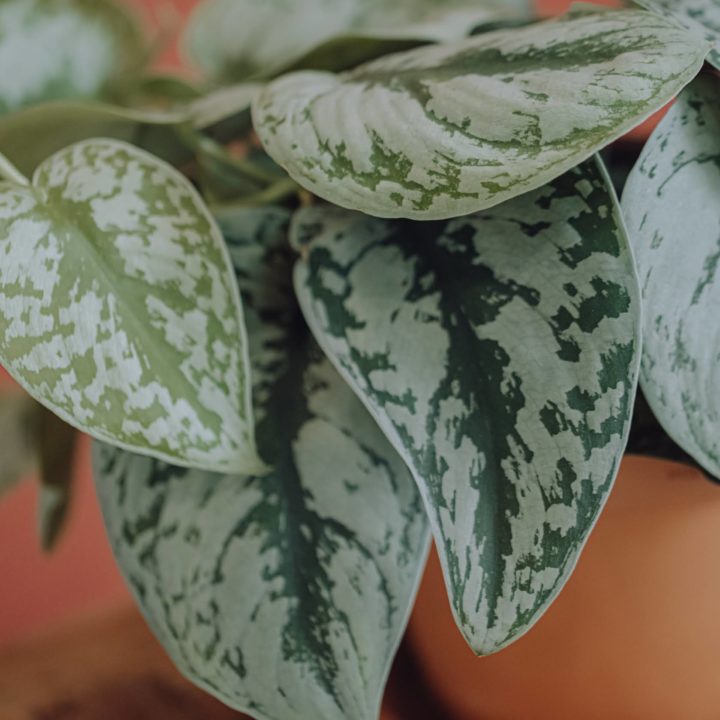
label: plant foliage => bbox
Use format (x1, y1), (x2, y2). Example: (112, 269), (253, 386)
(0, 0), (716, 717)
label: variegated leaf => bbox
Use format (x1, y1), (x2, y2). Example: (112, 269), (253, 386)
(254, 8), (707, 221)
(622, 73), (720, 479)
(94, 206), (429, 720)
(292, 158), (641, 654)
(0, 139), (260, 474)
(183, 0), (530, 81)
(0, 0), (144, 113)
(633, 0), (720, 69)
(0, 101), (190, 176)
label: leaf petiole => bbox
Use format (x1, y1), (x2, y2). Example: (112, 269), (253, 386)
(0, 153), (30, 187)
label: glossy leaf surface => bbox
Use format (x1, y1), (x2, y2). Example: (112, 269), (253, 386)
(255, 8), (706, 220)
(293, 159), (641, 653)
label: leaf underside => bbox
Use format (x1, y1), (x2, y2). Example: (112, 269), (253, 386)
(183, 0), (531, 81)
(95, 206), (429, 720)
(0, 139), (259, 473)
(622, 73), (720, 478)
(292, 157), (641, 654)
(254, 8), (707, 220)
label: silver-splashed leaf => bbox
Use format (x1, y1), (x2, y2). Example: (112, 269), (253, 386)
(94, 206), (429, 720)
(292, 158), (641, 654)
(182, 0), (531, 81)
(622, 73), (720, 478)
(0, 139), (260, 474)
(633, 0), (720, 69)
(0, 0), (144, 113)
(254, 8), (707, 220)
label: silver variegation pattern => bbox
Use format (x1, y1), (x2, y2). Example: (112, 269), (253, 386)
(634, 0), (720, 69)
(94, 206), (429, 720)
(622, 74), (720, 478)
(254, 8), (707, 220)
(0, 0), (143, 113)
(293, 158), (641, 654)
(0, 139), (259, 474)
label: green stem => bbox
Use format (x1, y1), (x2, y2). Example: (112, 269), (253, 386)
(211, 177), (300, 211)
(178, 124), (282, 186)
(0, 153), (30, 187)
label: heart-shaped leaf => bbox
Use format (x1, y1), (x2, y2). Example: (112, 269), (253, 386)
(254, 8), (707, 220)
(0, 102), (191, 177)
(633, 0), (720, 69)
(292, 158), (641, 653)
(183, 0), (530, 81)
(622, 73), (720, 479)
(94, 206), (429, 720)
(0, 0), (144, 113)
(0, 139), (259, 474)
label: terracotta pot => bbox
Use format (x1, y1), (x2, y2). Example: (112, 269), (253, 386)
(408, 456), (720, 720)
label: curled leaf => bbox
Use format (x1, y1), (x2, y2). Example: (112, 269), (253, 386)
(254, 8), (707, 220)
(183, 0), (531, 81)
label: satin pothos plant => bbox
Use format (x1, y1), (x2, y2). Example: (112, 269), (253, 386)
(0, 0), (718, 717)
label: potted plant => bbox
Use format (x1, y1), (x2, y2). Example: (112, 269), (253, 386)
(0, 0), (718, 718)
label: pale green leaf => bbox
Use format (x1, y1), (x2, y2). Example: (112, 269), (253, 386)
(0, 139), (260, 474)
(0, 0), (144, 113)
(94, 206), (429, 720)
(254, 8), (707, 221)
(182, 0), (531, 81)
(0, 101), (191, 177)
(633, 0), (720, 69)
(292, 158), (641, 654)
(622, 73), (720, 478)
